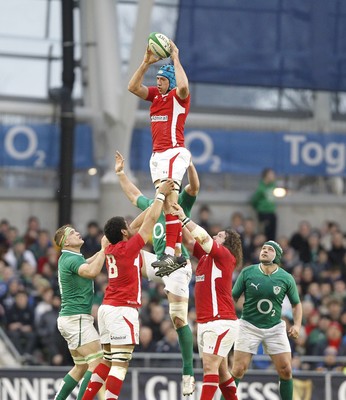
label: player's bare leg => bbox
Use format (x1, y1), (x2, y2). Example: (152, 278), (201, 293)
(167, 292), (195, 395)
(151, 179), (187, 276)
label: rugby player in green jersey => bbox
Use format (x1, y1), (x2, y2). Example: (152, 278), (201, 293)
(53, 226), (110, 400)
(231, 240), (302, 400)
(114, 150), (199, 396)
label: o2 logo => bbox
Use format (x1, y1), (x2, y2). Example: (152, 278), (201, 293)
(4, 125), (46, 167)
(185, 130), (221, 172)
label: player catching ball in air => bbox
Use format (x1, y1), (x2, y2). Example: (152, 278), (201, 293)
(128, 37), (191, 276)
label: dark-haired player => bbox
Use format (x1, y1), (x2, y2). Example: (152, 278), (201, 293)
(81, 180), (174, 400)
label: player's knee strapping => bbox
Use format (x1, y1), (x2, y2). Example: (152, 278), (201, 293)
(158, 179), (181, 193)
(111, 347), (133, 363)
(85, 350), (104, 364)
(169, 302), (188, 327)
(103, 349), (112, 363)
(72, 355), (86, 365)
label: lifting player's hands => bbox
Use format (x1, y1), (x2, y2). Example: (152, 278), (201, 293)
(144, 46), (160, 65)
(288, 325), (300, 339)
(114, 150), (125, 174)
(169, 40), (179, 61)
(100, 235), (110, 251)
(158, 179), (175, 197)
(171, 202), (186, 221)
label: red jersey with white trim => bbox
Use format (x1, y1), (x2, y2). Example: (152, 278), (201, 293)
(146, 86), (190, 152)
(193, 240), (237, 323)
(103, 233), (144, 308)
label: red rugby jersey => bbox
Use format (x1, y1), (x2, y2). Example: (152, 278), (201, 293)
(193, 240), (238, 323)
(146, 86), (190, 152)
(103, 233), (144, 308)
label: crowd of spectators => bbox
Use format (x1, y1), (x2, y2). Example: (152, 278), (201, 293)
(0, 211), (346, 373)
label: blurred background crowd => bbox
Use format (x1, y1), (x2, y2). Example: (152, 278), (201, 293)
(0, 208), (346, 374)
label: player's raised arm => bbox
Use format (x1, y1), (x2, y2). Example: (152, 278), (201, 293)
(128, 47), (159, 99)
(115, 151), (142, 205)
(78, 235), (109, 279)
(138, 180), (175, 243)
(172, 203), (213, 253)
(184, 160), (200, 196)
(170, 40), (189, 100)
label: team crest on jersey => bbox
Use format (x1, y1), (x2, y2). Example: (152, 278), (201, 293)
(273, 286), (281, 295)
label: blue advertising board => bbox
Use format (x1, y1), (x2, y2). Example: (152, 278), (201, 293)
(175, 0), (346, 92)
(0, 123), (94, 169)
(130, 128), (346, 177)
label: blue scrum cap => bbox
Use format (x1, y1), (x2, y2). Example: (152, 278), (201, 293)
(157, 64), (176, 91)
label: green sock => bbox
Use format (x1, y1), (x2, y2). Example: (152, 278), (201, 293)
(233, 376), (240, 386)
(77, 370), (92, 400)
(279, 378), (293, 400)
(55, 373), (79, 400)
(177, 325), (194, 376)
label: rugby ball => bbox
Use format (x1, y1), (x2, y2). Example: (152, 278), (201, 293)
(148, 32), (171, 59)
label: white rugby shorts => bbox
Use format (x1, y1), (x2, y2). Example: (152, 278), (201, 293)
(57, 314), (99, 350)
(150, 147), (191, 183)
(234, 319), (291, 355)
(141, 250), (192, 298)
(197, 319), (239, 358)
(98, 305), (139, 346)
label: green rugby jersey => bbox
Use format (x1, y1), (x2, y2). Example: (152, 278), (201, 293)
(58, 250), (94, 316)
(233, 263), (300, 329)
(136, 189), (196, 259)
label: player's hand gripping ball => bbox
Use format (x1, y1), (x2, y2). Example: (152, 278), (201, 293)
(148, 32), (171, 59)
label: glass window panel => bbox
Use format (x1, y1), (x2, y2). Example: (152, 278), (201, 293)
(0, 58), (48, 97)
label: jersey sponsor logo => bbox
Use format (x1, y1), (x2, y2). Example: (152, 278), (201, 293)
(110, 335), (126, 340)
(273, 286), (281, 295)
(195, 274), (205, 282)
(250, 282), (260, 290)
(151, 115), (168, 122)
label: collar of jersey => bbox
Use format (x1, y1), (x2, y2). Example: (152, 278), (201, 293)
(258, 263), (279, 275)
(62, 249), (83, 256)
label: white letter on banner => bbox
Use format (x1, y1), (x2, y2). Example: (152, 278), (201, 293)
(185, 130), (221, 171)
(283, 135), (306, 165)
(263, 382), (280, 400)
(248, 382), (265, 400)
(145, 376), (168, 400)
(301, 142), (323, 166)
(185, 130), (213, 164)
(40, 378), (56, 398)
(5, 125), (38, 160)
(325, 142), (345, 174)
(338, 380), (346, 399)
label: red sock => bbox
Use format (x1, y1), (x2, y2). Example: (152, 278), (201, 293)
(200, 374), (219, 400)
(82, 362), (111, 400)
(165, 214), (181, 254)
(175, 227), (182, 255)
(105, 375), (124, 399)
(220, 377), (238, 400)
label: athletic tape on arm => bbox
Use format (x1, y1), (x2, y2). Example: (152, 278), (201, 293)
(190, 225), (213, 253)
